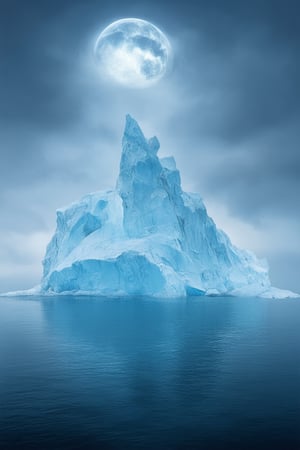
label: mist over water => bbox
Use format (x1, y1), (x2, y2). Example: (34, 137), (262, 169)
(0, 296), (300, 449)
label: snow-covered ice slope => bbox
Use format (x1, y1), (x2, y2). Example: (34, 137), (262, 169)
(39, 115), (297, 298)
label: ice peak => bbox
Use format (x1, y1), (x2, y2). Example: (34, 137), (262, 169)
(123, 114), (146, 143)
(123, 115), (160, 156)
(148, 136), (160, 154)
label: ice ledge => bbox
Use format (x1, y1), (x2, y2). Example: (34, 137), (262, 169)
(1, 285), (298, 299)
(0, 285), (42, 297)
(228, 285), (299, 299)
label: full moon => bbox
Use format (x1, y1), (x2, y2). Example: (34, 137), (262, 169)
(94, 18), (171, 88)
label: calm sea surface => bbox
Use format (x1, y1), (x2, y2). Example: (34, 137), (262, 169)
(0, 295), (299, 449)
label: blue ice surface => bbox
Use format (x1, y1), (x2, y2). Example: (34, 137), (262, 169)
(39, 115), (295, 298)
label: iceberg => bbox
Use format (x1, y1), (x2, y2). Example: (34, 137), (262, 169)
(24, 115), (299, 297)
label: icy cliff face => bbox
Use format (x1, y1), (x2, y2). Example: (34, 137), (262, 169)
(40, 115), (294, 298)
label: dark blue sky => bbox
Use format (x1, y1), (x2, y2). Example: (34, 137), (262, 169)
(0, 0), (300, 292)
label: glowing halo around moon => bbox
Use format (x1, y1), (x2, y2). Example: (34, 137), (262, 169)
(94, 18), (172, 88)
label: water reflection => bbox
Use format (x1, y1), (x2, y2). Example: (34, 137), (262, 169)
(0, 296), (299, 449)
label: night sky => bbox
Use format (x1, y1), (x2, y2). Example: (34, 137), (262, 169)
(0, 0), (299, 292)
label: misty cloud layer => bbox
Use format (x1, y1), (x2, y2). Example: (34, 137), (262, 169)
(1, 0), (299, 292)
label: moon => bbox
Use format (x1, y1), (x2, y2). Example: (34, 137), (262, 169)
(94, 18), (171, 88)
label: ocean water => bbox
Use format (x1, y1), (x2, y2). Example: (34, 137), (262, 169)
(0, 296), (299, 450)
